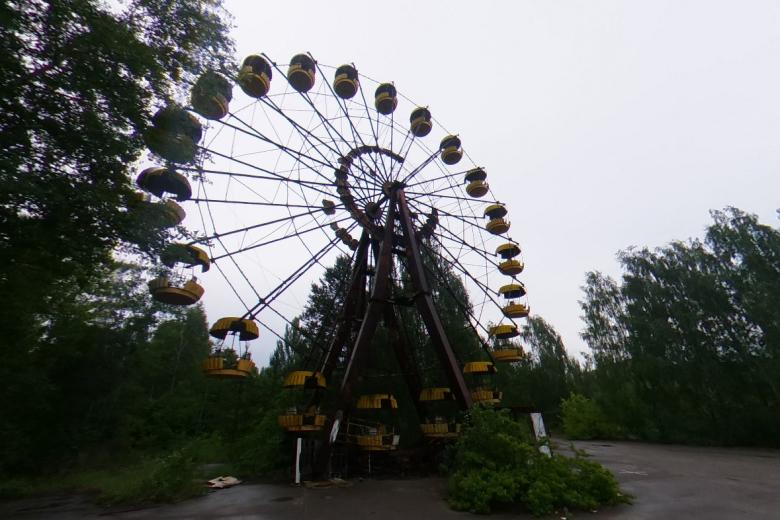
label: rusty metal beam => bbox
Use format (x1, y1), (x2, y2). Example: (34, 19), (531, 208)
(318, 230), (371, 377)
(396, 190), (473, 409)
(314, 191), (398, 477)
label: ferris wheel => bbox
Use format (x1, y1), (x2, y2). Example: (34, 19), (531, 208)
(135, 51), (531, 460)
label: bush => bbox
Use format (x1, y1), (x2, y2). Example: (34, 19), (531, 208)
(561, 394), (619, 440)
(229, 412), (290, 478)
(447, 408), (625, 516)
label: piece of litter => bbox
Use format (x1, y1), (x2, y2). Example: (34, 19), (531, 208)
(207, 476), (242, 488)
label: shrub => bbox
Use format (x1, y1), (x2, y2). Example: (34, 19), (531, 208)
(447, 407), (625, 516)
(561, 393), (619, 440)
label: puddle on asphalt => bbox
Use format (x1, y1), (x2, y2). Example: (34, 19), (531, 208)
(271, 496), (294, 502)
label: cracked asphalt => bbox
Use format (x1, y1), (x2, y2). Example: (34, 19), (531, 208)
(3, 439), (779, 519)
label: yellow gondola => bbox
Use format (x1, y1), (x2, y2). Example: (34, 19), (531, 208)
(278, 408), (328, 432)
(498, 259), (524, 276)
(492, 345), (524, 363)
(283, 370), (327, 389)
(191, 71), (232, 120)
(148, 276), (204, 305)
(356, 394), (398, 409)
(161, 200), (186, 227)
(471, 388), (502, 405)
(419, 387), (455, 401)
(440, 135), (462, 165)
(463, 361), (497, 375)
(201, 356), (256, 378)
(464, 168), (488, 197)
(499, 282), (526, 299)
(288, 54), (316, 93)
(420, 419), (461, 439)
(375, 83), (398, 115)
(130, 197), (186, 228)
(489, 324), (519, 339)
(502, 303), (530, 319)
(496, 242), (521, 259)
(484, 203), (507, 219)
(136, 167), (192, 201)
(410, 107), (432, 137)
(333, 64), (359, 99)
(238, 55), (272, 98)
(485, 217), (510, 235)
(161, 243), (210, 272)
(203, 317), (258, 378)
(466, 180), (489, 198)
(354, 424), (399, 451)
(209, 317), (260, 341)
(144, 106), (202, 163)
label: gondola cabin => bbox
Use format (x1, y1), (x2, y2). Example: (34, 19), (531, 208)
(463, 362), (501, 406)
(160, 243), (210, 272)
(496, 242), (521, 259)
(464, 168), (488, 197)
(238, 55), (273, 98)
(148, 276), (204, 305)
(203, 317), (259, 378)
(420, 420), (461, 439)
(419, 388), (460, 439)
(278, 409), (328, 433)
(499, 283), (529, 318)
(209, 317), (260, 341)
(489, 324), (519, 340)
(498, 259), (524, 276)
(288, 54), (316, 93)
(191, 71), (232, 120)
(410, 107), (432, 137)
(278, 370), (328, 432)
(484, 203), (508, 220)
(333, 64), (359, 99)
(502, 302), (530, 319)
(375, 83), (398, 115)
(499, 283), (527, 299)
(283, 370), (327, 390)
(356, 394), (398, 409)
(354, 423), (399, 451)
(485, 217), (510, 235)
(492, 345), (524, 363)
(440, 135), (462, 165)
(162, 200), (186, 227)
(136, 167), (192, 201)
(145, 106), (202, 163)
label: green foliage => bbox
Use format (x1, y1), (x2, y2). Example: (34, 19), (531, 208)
(498, 317), (579, 422)
(579, 208), (780, 445)
(0, 0), (235, 479)
(229, 412), (290, 478)
(447, 408), (624, 516)
(561, 394), (619, 440)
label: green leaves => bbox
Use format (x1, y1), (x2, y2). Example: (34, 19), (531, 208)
(447, 408), (624, 515)
(579, 207), (780, 445)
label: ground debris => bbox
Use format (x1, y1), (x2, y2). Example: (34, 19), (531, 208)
(206, 476), (241, 489)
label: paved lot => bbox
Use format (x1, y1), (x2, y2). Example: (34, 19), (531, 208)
(573, 439), (780, 519)
(3, 440), (779, 519)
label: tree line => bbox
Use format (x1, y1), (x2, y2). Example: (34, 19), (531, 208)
(575, 207), (780, 445)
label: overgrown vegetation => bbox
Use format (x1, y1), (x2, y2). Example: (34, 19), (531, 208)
(560, 394), (619, 440)
(576, 208), (780, 445)
(446, 408), (625, 516)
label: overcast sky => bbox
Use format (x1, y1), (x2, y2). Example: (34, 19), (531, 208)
(194, 0), (780, 361)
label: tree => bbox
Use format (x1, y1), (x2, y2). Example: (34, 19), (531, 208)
(577, 207), (780, 445)
(0, 0), (234, 348)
